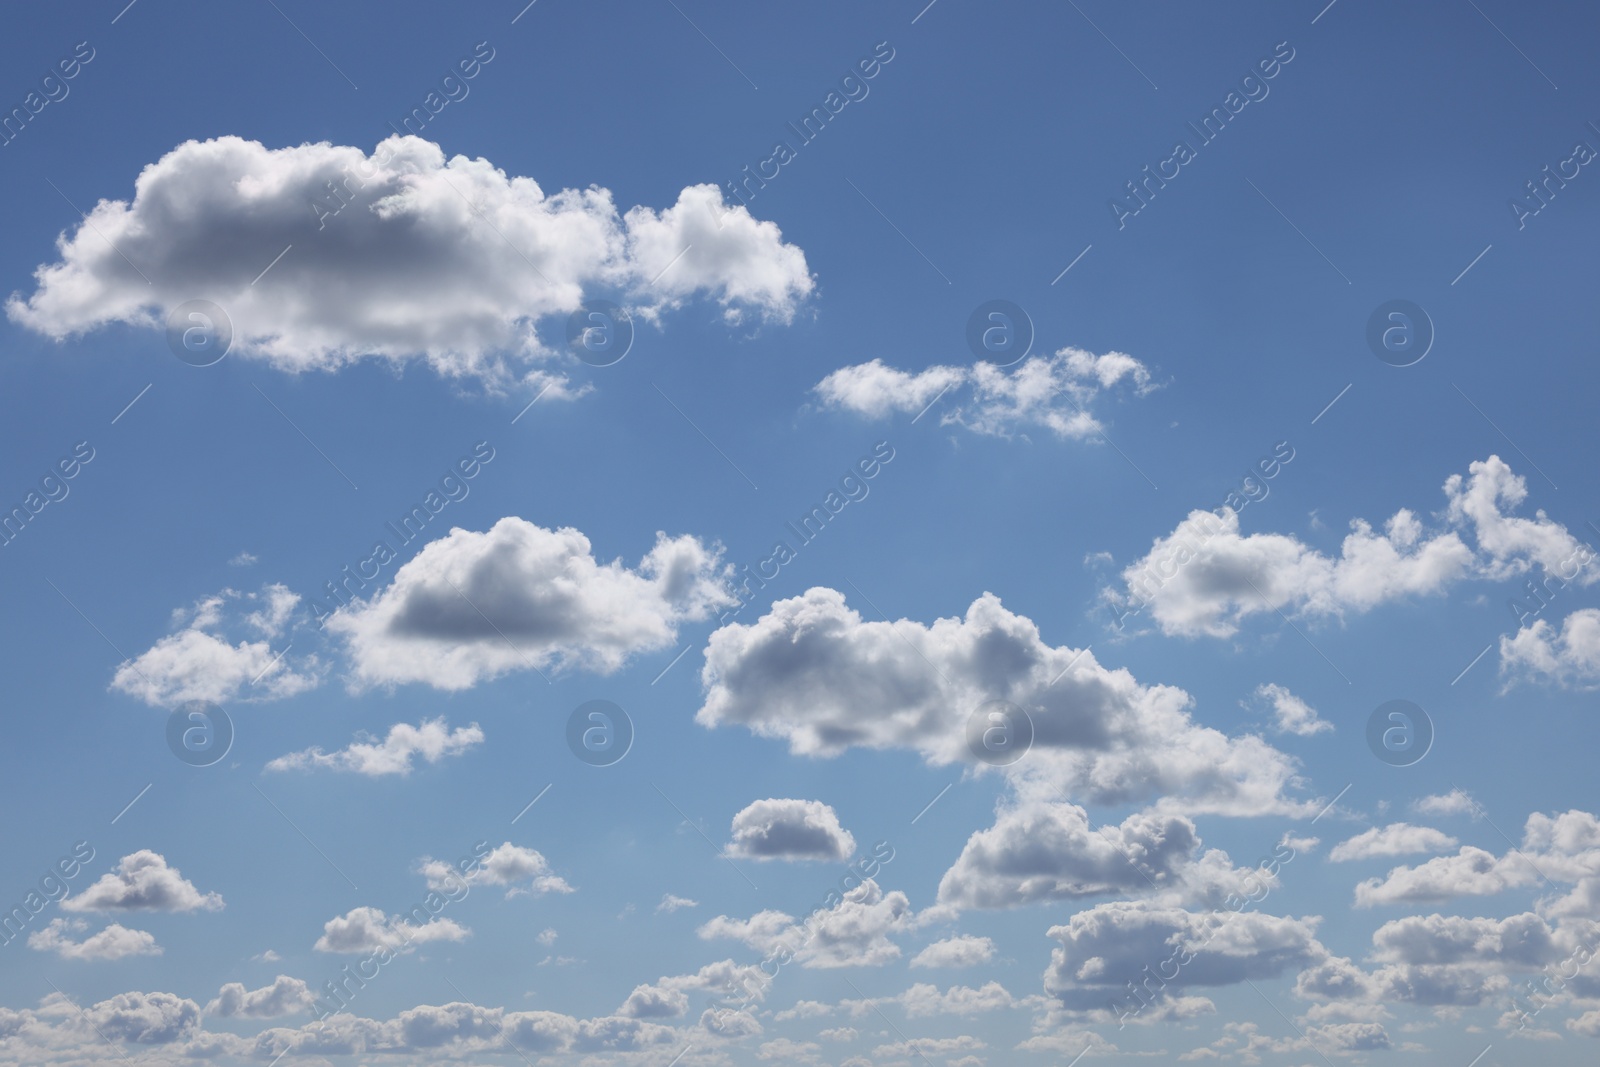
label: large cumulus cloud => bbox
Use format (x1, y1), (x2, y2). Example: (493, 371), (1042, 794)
(1110, 455), (1596, 639)
(8, 136), (813, 383)
(725, 798), (856, 862)
(1043, 901), (1327, 1011)
(936, 798), (1271, 910)
(697, 587), (1308, 816)
(328, 518), (736, 689)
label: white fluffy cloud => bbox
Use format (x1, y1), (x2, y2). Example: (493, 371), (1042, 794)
(1352, 809), (1600, 907)
(313, 906), (469, 953)
(1115, 504), (1471, 639)
(0, 992), (202, 1048)
(943, 794), (1294, 923)
(266, 717), (483, 775)
(0, 990), (718, 1060)
(9, 136), (813, 384)
(698, 878), (914, 969)
(61, 851), (222, 913)
(1354, 847), (1534, 907)
(871, 1035), (987, 1059)
(901, 981), (1017, 1018)
(26, 919), (160, 961)
(110, 584), (320, 707)
(698, 587), (1308, 816)
(1185, 1018), (1391, 1059)
(1248, 682), (1331, 736)
(822, 981), (1019, 1020)
(813, 360), (964, 418)
(1371, 912), (1561, 969)
(615, 959), (767, 1019)
(1112, 456), (1594, 638)
(206, 976), (315, 1018)
(909, 935), (996, 969)
(937, 800), (1213, 909)
(82, 991), (201, 1044)
(726, 798), (856, 862)
(756, 1037), (822, 1061)
(1414, 789), (1480, 817)
(657, 894), (699, 914)
(815, 348), (1154, 439)
(417, 842), (573, 898)
(1501, 608), (1600, 690)
(1295, 911), (1586, 1014)
(1015, 1029), (1123, 1056)
(1329, 823), (1459, 863)
(329, 518), (735, 689)
(1043, 901), (1327, 1011)
(1447, 457), (1597, 578)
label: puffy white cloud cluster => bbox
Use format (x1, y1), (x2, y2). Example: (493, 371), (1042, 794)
(0, 992), (694, 1060)
(1293, 909), (1595, 1016)
(1183, 1018), (1392, 1060)
(616, 959), (769, 1019)
(936, 798), (1266, 910)
(909, 935), (996, 969)
(1414, 789), (1480, 817)
(81, 991), (202, 1044)
(789, 981), (1023, 1022)
(657, 894), (699, 914)
(313, 906), (469, 954)
(111, 584), (321, 707)
(107, 519), (739, 703)
(697, 587), (1308, 817)
(206, 976), (315, 1019)
(1501, 608), (1600, 690)
(0, 991), (204, 1046)
(266, 718), (483, 776)
(1248, 808), (1600, 1038)
(328, 519), (736, 689)
(62, 851), (223, 914)
(416, 842), (573, 899)
(697, 879), (914, 970)
(1248, 682), (1332, 736)
(725, 798), (856, 862)
(1112, 456), (1596, 638)
(27, 918), (159, 961)
(1043, 901), (1328, 1011)
(815, 347), (1155, 439)
(8, 136), (814, 385)
(1329, 823), (1459, 863)
(1352, 809), (1600, 908)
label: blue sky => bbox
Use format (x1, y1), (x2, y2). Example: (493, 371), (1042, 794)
(2, 1), (1599, 1065)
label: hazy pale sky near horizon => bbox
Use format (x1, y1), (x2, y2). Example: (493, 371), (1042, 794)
(2, 2), (1599, 1066)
